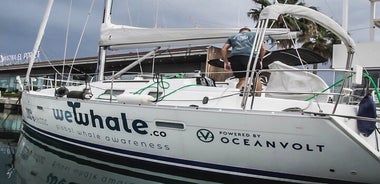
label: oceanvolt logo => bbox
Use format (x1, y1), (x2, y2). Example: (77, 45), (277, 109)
(196, 129), (214, 143)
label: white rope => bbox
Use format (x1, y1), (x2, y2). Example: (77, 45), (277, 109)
(66, 0), (95, 85)
(279, 14), (323, 109)
(39, 47), (61, 75)
(279, 15), (306, 69)
(62, 0), (73, 82)
(151, 52), (156, 76)
(136, 49), (143, 75)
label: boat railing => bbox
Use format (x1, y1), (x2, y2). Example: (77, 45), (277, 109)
(25, 73), (86, 91)
(243, 67), (358, 109)
(103, 67), (355, 106)
(351, 87), (380, 105)
(100, 67), (356, 107)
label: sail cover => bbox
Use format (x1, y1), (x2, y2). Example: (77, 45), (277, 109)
(265, 61), (330, 102)
(208, 48), (328, 68)
(99, 23), (297, 50)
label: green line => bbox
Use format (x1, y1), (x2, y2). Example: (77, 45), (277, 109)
(305, 74), (352, 101)
(363, 72), (380, 103)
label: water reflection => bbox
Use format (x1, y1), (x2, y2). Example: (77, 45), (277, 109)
(0, 107), (22, 143)
(0, 112), (22, 132)
(3, 113), (231, 183)
(0, 141), (16, 184)
(14, 135), (219, 184)
(0, 107), (19, 184)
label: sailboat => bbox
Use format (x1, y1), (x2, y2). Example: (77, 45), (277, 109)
(20, 0), (380, 183)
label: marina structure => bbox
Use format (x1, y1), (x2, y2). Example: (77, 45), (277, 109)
(0, 46), (222, 141)
(0, 46), (213, 92)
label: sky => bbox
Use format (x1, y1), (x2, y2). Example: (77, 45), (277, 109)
(0, 0), (379, 63)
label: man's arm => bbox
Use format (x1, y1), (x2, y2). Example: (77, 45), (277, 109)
(259, 43), (266, 69)
(221, 43), (231, 71)
(259, 43), (266, 60)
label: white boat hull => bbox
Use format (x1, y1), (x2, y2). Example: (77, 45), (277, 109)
(19, 1), (380, 183)
(21, 91), (380, 183)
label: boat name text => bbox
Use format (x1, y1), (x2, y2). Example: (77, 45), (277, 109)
(52, 101), (148, 135)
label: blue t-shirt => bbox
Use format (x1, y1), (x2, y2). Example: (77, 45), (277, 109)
(227, 32), (256, 57)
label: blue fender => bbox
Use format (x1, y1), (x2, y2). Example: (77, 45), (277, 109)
(357, 94), (377, 137)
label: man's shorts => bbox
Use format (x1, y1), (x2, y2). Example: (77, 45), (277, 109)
(229, 55), (260, 78)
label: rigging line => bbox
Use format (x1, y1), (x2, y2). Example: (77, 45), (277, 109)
(280, 14), (324, 108)
(136, 49), (143, 75)
(322, 0), (337, 23)
(279, 15), (305, 69)
(154, 0), (159, 28)
(136, 47), (170, 75)
(66, 0), (95, 85)
(62, 0), (73, 83)
(152, 51), (156, 76)
(125, 0), (133, 25)
(39, 47), (61, 75)
(43, 47), (86, 77)
(350, 26), (372, 32)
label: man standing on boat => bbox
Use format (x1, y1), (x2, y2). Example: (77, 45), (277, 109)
(221, 27), (265, 92)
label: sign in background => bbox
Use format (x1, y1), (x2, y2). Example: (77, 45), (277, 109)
(0, 51), (40, 66)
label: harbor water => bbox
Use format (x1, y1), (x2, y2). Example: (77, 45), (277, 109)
(2, 133), (224, 184)
(0, 141), (16, 184)
(0, 101), (21, 184)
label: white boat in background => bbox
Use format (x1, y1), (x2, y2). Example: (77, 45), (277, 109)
(21, 0), (380, 183)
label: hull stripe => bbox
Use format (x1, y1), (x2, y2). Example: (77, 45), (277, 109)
(22, 120), (360, 184)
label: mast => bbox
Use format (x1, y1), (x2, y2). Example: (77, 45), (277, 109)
(25, 0), (54, 90)
(342, 0), (348, 31)
(98, 0), (113, 81)
(369, 0), (379, 41)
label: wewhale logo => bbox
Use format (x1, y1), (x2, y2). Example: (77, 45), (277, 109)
(52, 101), (148, 135)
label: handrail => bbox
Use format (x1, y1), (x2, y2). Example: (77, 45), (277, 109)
(243, 67), (359, 110)
(241, 18), (269, 110)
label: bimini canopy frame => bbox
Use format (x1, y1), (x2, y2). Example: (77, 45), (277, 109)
(259, 4), (356, 69)
(241, 4), (357, 110)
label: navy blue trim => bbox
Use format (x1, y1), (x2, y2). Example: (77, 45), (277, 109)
(23, 121), (362, 184)
(21, 134), (198, 184)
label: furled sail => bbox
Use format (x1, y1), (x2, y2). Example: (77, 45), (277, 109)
(99, 23), (298, 50)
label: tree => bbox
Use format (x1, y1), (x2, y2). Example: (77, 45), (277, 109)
(247, 0), (340, 62)
(301, 24), (341, 60)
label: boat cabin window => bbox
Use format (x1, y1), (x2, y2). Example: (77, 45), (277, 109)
(97, 89), (124, 100)
(155, 121), (185, 129)
(196, 76), (215, 87)
(148, 91), (163, 98)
